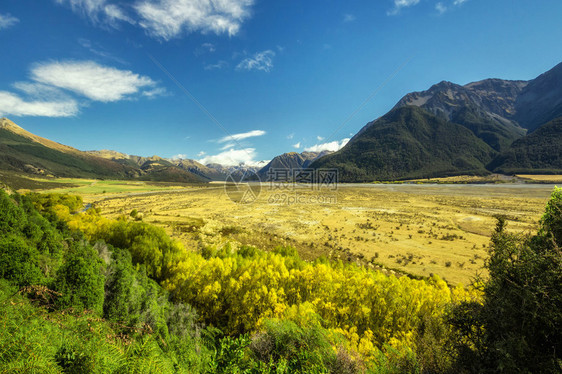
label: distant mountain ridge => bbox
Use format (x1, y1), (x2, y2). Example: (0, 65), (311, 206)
(0, 118), (206, 183)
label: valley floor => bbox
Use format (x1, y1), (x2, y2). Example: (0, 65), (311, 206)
(35, 179), (556, 285)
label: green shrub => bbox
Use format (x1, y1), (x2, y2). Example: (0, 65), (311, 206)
(0, 189), (26, 234)
(0, 233), (43, 286)
(55, 345), (95, 374)
(53, 242), (105, 315)
(249, 319), (338, 373)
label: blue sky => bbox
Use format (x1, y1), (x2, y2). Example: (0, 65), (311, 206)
(0, 0), (561, 166)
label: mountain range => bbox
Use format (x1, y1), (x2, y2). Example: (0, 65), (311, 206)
(1, 62), (561, 185)
(313, 62), (562, 181)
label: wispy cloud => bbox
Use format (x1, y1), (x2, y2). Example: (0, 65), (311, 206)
(204, 60), (229, 70)
(343, 13), (356, 22)
(142, 87), (168, 98)
(435, 0), (469, 15)
(31, 61), (160, 102)
(195, 42), (217, 56)
(0, 13), (19, 30)
(12, 82), (70, 101)
(218, 129), (266, 143)
(287, 133), (294, 140)
(0, 91), (78, 117)
(135, 0), (254, 40)
(293, 142), (301, 149)
(78, 38), (127, 64)
(201, 43), (216, 52)
(388, 0), (421, 15)
(54, 0), (133, 26)
(220, 142), (236, 150)
(54, 0), (254, 40)
(236, 50), (275, 72)
(316, 136), (324, 141)
(171, 153), (187, 160)
(305, 138), (350, 153)
(199, 148), (262, 166)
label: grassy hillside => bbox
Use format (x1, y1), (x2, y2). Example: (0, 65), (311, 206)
(488, 116), (562, 174)
(0, 128), (137, 179)
(0, 123), (207, 184)
(312, 106), (496, 182)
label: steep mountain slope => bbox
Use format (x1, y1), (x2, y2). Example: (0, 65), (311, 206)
(0, 118), (206, 183)
(393, 79), (527, 151)
(311, 106), (496, 182)
(488, 116), (562, 174)
(256, 151), (331, 181)
(514, 62), (562, 131)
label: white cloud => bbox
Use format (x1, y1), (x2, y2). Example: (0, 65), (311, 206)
(435, 2), (447, 14)
(103, 4), (134, 23)
(220, 142), (236, 150)
(343, 14), (356, 22)
(199, 148), (260, 166)
(293, 142), (301, 149)
(135, 0), (254, 40)
(201, 43), (216, 52)
(197, 151), (206, 157)
(305, 138), (350, 153)
(388, 0), (420, 15)
(218, 129), (266, 143)
(204, 60), (229, 70)
(435, 0), (468, 15)
(142, 87), (167, 98)
(31, 61), (158, 102)
(287, 133), (294, 140)
(316, 136), (324, 141)
(54, 0), (132, 25)
(78, 38), (127, 64)
(236, 50), (275, 72)
(195, 42), (217, 56)
(171, 153), (187, 160)
(0, 91), (78, 117)
(0, 13), (19, 30)
(12, 82), (70, 101)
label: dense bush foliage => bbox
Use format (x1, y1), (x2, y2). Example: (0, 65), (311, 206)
(450, 188), (562, 373)
(2, 188), (561, 372)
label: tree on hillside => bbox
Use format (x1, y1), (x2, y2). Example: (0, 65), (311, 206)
(451, 188), (562, 373)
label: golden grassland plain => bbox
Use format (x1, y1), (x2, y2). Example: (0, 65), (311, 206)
(23, 177), (557, 286)
(516, 174), (562, 182)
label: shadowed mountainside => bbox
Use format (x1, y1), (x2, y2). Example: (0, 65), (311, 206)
(311, 106), (495, 182)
